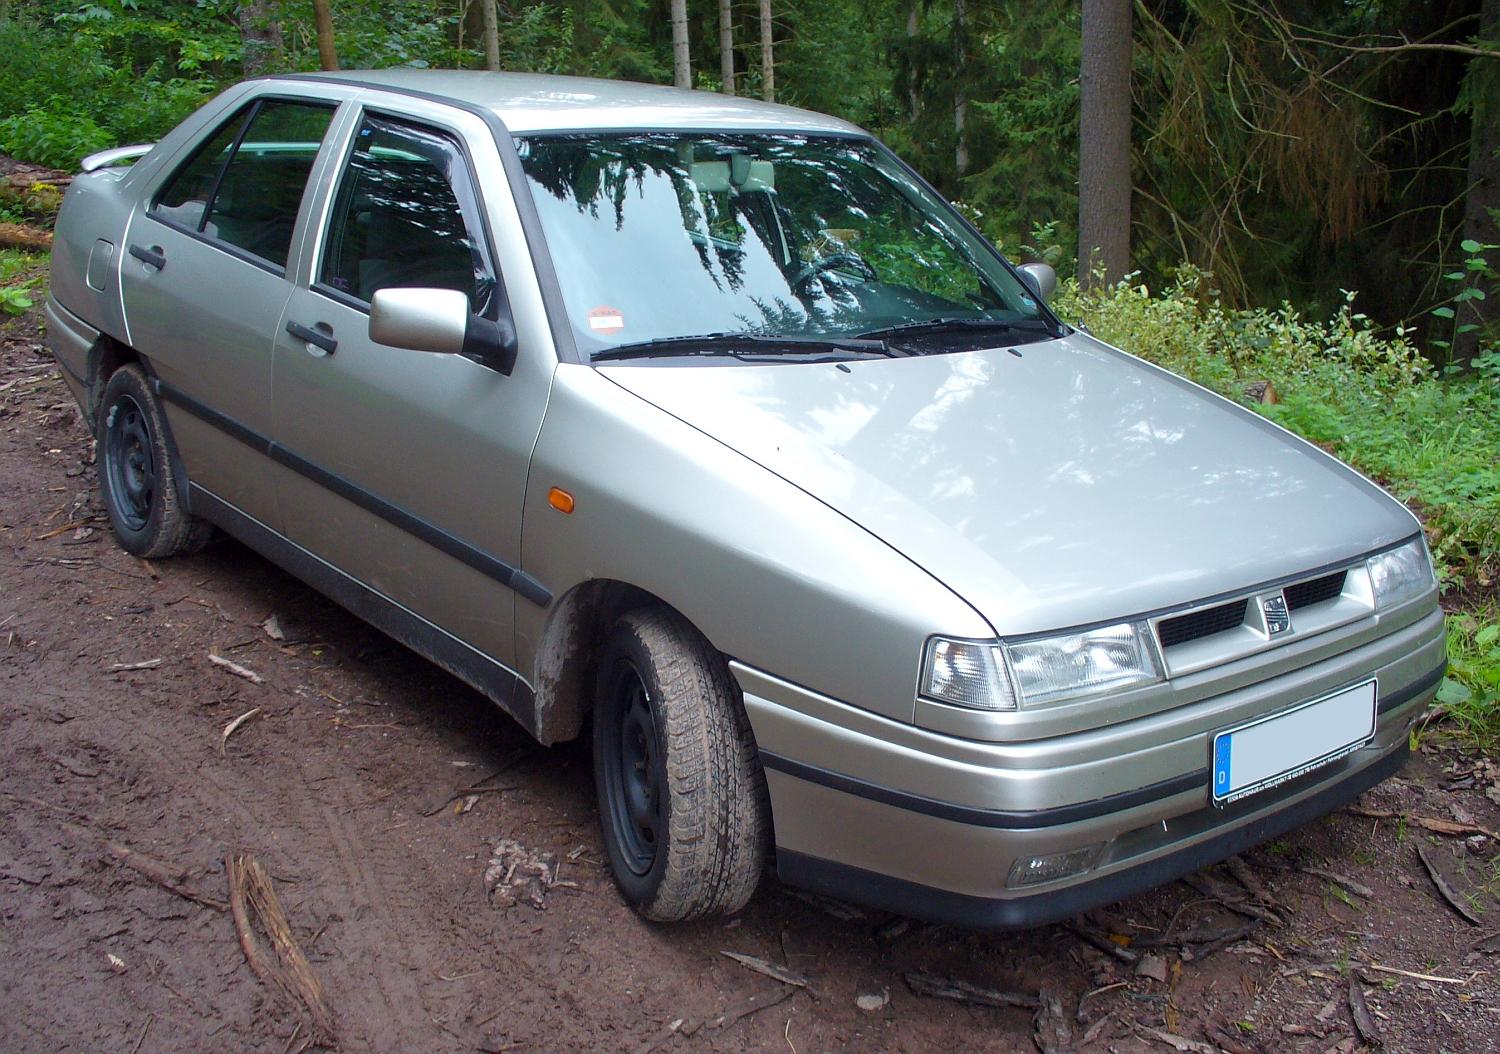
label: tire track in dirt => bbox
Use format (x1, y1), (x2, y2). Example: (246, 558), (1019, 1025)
(292, 752), (442, 1053)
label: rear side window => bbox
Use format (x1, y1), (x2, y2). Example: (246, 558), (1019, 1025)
(319, 114), (494, 313)
(154, 107), (252, 229)
(152, 98), (336, 270)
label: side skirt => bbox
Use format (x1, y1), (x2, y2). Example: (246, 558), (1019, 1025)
(189, 483), (538, 735)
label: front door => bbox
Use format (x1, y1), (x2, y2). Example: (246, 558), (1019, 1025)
(119, 96), (339, 525)
(271, 108), (551, 674)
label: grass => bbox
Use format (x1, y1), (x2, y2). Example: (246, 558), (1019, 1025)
(0, 247), (44, 316)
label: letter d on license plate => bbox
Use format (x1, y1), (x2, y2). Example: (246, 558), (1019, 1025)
(1212, 679), (1377, 804)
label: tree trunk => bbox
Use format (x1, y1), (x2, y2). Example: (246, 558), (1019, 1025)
(481, 0), (500, 71)
(672, 0), (691, 88)
(719, 0), (735, 94)
(953, 0), (968, 178)
(238, 1), (284, 77)
(310, 0), (339, 71)
(0, 222), (52, 252)
(1078, 0), (1132, 287)
(1456, 0), (1499, 366)
(906, 2), (920, 122)
(759, 0), (774, 102)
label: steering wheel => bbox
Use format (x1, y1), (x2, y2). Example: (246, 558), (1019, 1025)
(791, 251), (878, 290)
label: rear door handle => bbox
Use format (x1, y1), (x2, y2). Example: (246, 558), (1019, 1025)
(286, 320), (337, 355)
(127, 244), (166, 270)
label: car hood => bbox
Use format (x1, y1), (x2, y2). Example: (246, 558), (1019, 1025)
(598, 333), (1417, 635)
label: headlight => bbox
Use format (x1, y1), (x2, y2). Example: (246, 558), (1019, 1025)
(1004, 622), (1163, 706)
(920, 638), (1016, 711)
(921, 622), (1163, 711)
(1367, 537), (1434, 609)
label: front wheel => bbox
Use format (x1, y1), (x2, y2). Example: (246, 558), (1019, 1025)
(593, 608), (769, 921)
(97, 364), (211, 558)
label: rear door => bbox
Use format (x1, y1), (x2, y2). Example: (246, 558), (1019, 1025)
(119, 93), (344, 525)
(270, 101), (554, 672)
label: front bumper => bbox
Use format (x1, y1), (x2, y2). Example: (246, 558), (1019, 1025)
(735, 604), (1445, 930)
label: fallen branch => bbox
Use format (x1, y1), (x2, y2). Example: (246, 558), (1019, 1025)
(680, 985), (796, 1035)
(1345, 806), (1500, 843)
(106, 841), (226, 912)
(227, 851), (336, 1043)
(1348, 975), (1383, 1047)
(35, 519), (92, 541)
(1181, 923), (1258, 963)
(109, 659), (164, 673)
(1224, 856), (1274, 903)
(1135, 1025), (1221, 1053)
(1065, 921), (1140, 964)
(1362, 963), (1471, 985)
(1415, 842), (1482, 926)
(1180, 875), (1284, 927)
(721, 951), (808, 988)
(905, 970), (1038, 1009)
(220, 707), (261, 754)
(1301, 866), (1374, 900)
(0, 222), (51, 251)
(208, 651), (264, 685)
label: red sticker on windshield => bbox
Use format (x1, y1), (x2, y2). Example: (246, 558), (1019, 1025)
(587, 306), (625, 332)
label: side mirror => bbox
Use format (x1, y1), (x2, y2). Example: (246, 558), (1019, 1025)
(369, 287), (518, 375)
(1017, 262), (1057, 302)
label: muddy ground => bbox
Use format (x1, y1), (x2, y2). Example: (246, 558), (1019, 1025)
(3, 274), (1500, 1054)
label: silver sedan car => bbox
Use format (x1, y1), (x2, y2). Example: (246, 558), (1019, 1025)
(46, 71), (1446, 927)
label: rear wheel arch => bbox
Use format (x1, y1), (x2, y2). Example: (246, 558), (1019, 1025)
(85, 334), (139, 423)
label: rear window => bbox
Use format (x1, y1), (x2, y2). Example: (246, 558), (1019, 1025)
(152, 98), (336, 270)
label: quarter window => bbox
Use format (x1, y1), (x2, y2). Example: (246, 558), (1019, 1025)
(152, 98), (336, 269)
(319, 115), (494, 312)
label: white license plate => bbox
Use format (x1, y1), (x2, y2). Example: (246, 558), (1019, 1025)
(1212, 679), (1377, 804)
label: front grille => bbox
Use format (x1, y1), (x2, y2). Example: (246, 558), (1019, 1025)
(1157, 598), (1249, 649)
(1285, 570), (1347, 610)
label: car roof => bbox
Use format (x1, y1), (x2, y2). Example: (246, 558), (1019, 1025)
(288, 69), (868, 137)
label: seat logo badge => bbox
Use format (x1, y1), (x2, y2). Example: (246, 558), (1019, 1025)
(1262, 594), (1291, 636)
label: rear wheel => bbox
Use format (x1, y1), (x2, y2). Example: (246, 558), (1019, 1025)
(593, 608), (769, 921)
(97, 364), (211, 558)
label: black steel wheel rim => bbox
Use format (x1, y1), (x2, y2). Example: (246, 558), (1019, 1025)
(602, 660), (664, 876)
(105, 394), (156, 532)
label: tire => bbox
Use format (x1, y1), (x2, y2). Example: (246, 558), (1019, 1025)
(96, 364), (211, 559)
(593, 608), (770, 922)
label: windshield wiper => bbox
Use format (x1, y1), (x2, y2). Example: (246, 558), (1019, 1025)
(855, 316), (1058, 341)
(593, 332), (893, 362)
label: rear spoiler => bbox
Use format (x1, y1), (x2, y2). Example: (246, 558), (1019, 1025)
(79, 144), (154, 173)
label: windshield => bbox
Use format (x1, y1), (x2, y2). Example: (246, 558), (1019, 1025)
(515, 132), (1053, 359)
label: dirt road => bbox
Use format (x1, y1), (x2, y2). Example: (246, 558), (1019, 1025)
(3, 281), (1499, 1052)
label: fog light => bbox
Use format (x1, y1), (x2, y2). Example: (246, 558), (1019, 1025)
(1006, 844), (1105, 889)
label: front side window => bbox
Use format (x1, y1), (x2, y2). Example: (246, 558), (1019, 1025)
(152, 98), (335, 269)
(516, 132), (1052, 359)
(319, 115), (494, 313)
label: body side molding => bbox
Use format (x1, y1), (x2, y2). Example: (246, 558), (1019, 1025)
(153, 376), (552, 607)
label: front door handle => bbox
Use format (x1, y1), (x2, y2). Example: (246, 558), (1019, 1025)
(127, 244), (166, 270)
(286, 320), (337, 355)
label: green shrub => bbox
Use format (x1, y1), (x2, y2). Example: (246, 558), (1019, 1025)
(0, 21), (212, 170)
(0, 108), (114, 171)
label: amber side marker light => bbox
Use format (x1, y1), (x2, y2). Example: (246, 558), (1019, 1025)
(548, 487), (576, 514)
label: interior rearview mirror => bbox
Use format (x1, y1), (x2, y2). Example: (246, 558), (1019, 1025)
(1017, 262), (1057, 302)
(369, 287), (518, 375)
